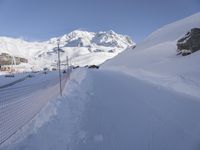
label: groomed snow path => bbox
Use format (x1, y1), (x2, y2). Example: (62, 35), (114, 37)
(72, 70), (200, 150)
(4, 69), (200, 150)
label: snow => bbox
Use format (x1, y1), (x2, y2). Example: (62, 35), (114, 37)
(136, 12), (200, 51)
(0, 30), (135, 70)
(71, 70), (200, 150)
(3, 69), (200, 150)
(0, 70), (70, 148)
(1, 69), (90, 150)
(103, 12), (200, 98)
(0, 37), (46, 59)
(1, 12), (200, 150)
(1, 94), (59, 147)
(0, 72), (30, 87)
(36, 30), (135, 68)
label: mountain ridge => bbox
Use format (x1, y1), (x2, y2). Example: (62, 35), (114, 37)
(0, 30), (135, 70)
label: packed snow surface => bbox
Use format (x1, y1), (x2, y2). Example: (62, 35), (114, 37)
(3, 69), (200, 150)
(0, 73), (29, 87)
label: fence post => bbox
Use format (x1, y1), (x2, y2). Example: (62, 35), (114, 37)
(57, 41), (62, 96)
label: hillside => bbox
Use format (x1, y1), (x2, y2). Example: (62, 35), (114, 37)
(0, 30), (135, 70)
(2, 12), (200, 150)
(103, 12), (200, 98)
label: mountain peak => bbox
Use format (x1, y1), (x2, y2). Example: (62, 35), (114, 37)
(67, 29), (95, 37)
(48, 29), (135, 48)
(0, 29), (136, 69)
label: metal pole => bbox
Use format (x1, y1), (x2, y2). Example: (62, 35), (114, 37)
(57, 43), (62, 96)
(66, 56), (69, 68)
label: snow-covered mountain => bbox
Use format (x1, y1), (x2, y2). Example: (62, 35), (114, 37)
(2, 11), (200, 150)
(0, 30), (135, 70)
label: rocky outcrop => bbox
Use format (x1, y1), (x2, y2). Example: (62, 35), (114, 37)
(0, 53), (28, 66)
(177, 28), (200, 56)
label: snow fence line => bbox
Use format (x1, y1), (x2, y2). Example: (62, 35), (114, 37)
(0, 75), (31, 89)
(0, 68), (72, 146)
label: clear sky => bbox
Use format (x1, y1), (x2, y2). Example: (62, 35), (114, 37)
(0, 0), (199, 42)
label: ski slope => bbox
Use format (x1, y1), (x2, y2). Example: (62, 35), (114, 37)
(1, 69), (88, 150)
(1, 12), (200, 150)
(3, 69), (200, 150)
(0, 71), (69, 148)
(0, 73), (30, 87)
(72, 70), (200, 150)
(103, 12), (200, 98)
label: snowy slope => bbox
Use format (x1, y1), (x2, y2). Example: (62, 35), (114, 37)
(72, 70), (200, 150)
(4, 69), (200, 150)
(2, 12), (200, 150)
(37, 30), (134, 68)
(1, 69), (91, 150)
(0, 30), (135, 70)
(0, 37), (47, 58)
(103, 12), (200, 98)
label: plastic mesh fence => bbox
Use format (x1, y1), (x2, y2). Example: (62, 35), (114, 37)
(0, 69), (71, 146)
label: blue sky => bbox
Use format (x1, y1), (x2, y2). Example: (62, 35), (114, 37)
(0, 0), (199, 42)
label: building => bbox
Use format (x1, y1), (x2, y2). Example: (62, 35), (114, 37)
(0, 52), (28, 71)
